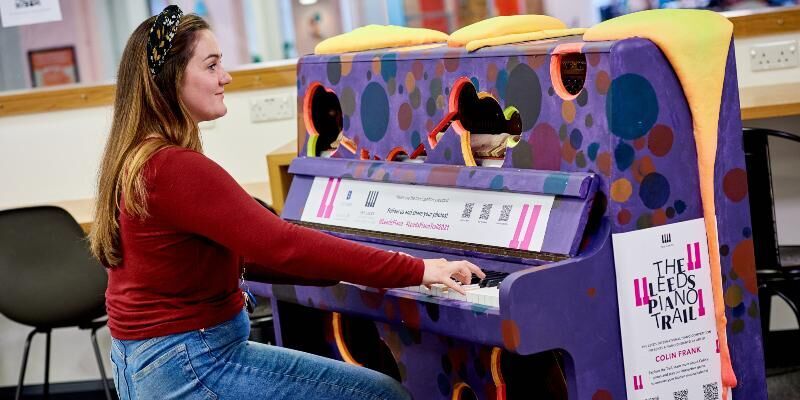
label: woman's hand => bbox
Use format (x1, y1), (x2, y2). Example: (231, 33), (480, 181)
(422, 258), (485, 295)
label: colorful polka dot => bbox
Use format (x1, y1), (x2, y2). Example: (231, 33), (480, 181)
(361, 82), (390, 142)
(371, 56), (381, 76)
(606, 73), (658, 140)
(636, 213), (653, 229)
(341, 87), (356, 115)
(506, 63), (542, 131)
(570, 128), (583, 149)
(587, 142), (600, 161)
(562, 101), (576, 124)
(380, 54), (397, 82)
(562, 140), (577, 164)
(496, 70), (508, 99)
(410, 87), (421, 109)
(732, 239), (757, 294)
(723, 168), (748, 202)
(435, 61), (444, 77)
(648, 124), (674, 157)
(597, 152), (612, 176)
(398, 103), (413, 131)
(490, 175), (504, 189)
(327, 56), (342, 84)
(614, 142), (635, 171)
(487, 63), (498, 82)
(632, 156), (655, 183)
(501, 319), (520, 351)
(652, 208), (667, 226)
(412, 60), (424, 80)
(426, 97), (437, 117)
(674, 200), (686, 214)
(639, 173), (670, 209)
(611, 178), (633, 202)
(443, 55), (459, 72)
(530, 123), (562, 170)
(405, 72), (416, 93)
(618, 209), (632, 225)
(544, 173), (570, 194)
(576, 89), (588, 107)
(511, 139), (533, 169)
(595, 71), (610, 95)
(587, 53), (601, 67)
(592, 389), (613, 400)
(575, 151), (587, 168)
(725, 284), (743, 308)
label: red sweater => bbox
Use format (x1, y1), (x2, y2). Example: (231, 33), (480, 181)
(106, 147), (424, 339)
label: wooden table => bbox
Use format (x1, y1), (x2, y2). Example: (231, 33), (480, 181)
(50, 181), (272, 235)
(266, 141), (298, 215)
(740, 82), (800, 121)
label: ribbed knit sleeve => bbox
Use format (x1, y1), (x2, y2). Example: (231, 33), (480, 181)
(145, 147), (424, 288)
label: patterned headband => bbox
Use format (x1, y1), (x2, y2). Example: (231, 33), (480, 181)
(147, 5), (183, 76)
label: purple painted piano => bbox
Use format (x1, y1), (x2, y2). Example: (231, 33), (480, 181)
(248, 34), (767, 400)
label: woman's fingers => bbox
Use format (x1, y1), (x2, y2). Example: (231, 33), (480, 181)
(466, 261), (485, 279)
(441, 275), (466, 295)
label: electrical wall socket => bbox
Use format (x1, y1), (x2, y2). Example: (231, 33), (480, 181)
(750, 40), (798, 72)
(250, 94), (294, 123)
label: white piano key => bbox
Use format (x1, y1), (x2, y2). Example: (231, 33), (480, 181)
(468, 287), (500, 307)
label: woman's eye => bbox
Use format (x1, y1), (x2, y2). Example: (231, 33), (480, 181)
(208, 63), (217, 71)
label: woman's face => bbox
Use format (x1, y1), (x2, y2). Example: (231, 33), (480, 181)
(180, 30), (232, 122)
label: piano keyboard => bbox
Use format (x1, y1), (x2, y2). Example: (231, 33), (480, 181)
(403, 270), (509, 307)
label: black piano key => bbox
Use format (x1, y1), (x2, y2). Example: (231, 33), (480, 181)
(476, 270), (509, 288)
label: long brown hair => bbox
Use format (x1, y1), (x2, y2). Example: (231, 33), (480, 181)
(90, 14), (210, 266)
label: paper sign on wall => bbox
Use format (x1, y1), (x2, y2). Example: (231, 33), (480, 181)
(0, 0), (62, 28)
(612, 218), (722, 400)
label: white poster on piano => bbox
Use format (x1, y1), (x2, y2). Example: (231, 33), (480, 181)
(301, 177), (554, 252)
(612, 218), (722, 400)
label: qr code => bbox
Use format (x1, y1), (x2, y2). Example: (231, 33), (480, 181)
(498, 205), (512, 222)
(16, 0), (41, 8)
(703, 383), (719, 400)
(673, 389), (688, 400)
(479, 204), (493, 220)
(461, 203), (474, 219)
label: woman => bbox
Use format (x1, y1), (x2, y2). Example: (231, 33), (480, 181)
(89, 6), (483, 400)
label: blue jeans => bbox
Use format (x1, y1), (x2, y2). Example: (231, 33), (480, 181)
(110, 310), (410, 400)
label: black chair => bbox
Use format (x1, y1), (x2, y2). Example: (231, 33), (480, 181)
(742, 128), (800, 346)
(0, 206), (112, 400)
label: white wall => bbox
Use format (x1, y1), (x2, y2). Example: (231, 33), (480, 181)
(0, 75), (297, 386)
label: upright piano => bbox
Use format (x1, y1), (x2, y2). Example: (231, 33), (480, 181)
(249, 33), (767, 399)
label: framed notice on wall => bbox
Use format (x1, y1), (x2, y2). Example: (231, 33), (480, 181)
(28, 46), (79, 87)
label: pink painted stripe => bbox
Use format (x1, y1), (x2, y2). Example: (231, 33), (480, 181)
(317, 178), (334, 217)
(508, 204), (530, 249)
(519, 204), (542, 250)
(686, 243), (694, 270)
(698, 288), (706, 317)
(642, 277), (650, 304)
(324, 178), (342, 218)
(693, 242), (702, 270)
(634, 278), (642, 307)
